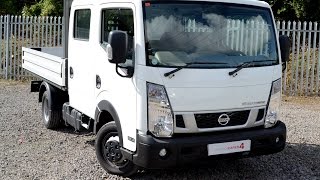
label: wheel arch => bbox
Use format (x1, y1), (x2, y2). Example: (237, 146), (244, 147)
(94, 100), (123, 146)
(39, 81), (68, 109)
(39, 81), (53, 103)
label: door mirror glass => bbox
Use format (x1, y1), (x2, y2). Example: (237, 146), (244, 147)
(108, 30), (128, 64)
(279, 35), (290, 71)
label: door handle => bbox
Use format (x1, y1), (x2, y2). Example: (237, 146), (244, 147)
(70, 67), (74, 79)
(96, 75), (101, 89)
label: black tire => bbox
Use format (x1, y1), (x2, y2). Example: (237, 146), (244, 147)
(95, 122), (138, 177)
(41, 91), (61, 129)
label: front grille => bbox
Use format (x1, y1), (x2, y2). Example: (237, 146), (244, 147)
(195, 110), (250, 128)
(256, 108), (265, 121)
(176, 115), (185, 128)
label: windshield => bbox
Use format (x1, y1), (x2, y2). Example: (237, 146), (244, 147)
(143, 2), (278, 68)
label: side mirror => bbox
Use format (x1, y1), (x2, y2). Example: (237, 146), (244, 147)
(107, 30), (128, 64)
(279, 35), (290, 71)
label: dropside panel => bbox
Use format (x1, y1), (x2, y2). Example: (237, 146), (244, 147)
(22, 47), (67, 87)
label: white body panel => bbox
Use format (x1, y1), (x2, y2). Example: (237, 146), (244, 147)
(22, 47), (66, 87)
(158, 66), (277, 112)
(136, 64), (282, 134)
(89, 2), (138, 151)
(68, 3), (96, 118)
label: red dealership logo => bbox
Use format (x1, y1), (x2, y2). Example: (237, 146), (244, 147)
(227, 143), (245, 150)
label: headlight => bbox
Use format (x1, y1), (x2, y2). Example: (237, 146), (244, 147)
(265, 78), (281, 128)
(147, 83), (173, 137)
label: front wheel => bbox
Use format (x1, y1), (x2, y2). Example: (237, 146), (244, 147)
(95, 122), (138, 177)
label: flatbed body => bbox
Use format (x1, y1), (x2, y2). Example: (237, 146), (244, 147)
(22, 47), (67, 88)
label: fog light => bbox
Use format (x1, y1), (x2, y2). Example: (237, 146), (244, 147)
(159, 148), (167, 157)
(276, 137), (280, 143)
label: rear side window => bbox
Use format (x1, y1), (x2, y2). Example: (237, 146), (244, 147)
(74, 9), (91, 40)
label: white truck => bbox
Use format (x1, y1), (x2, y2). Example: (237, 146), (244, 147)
(22, 0), (290, 177)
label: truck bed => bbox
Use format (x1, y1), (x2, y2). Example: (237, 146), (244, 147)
(22, 47), (67, 88)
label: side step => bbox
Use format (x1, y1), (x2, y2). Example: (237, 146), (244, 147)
(62, 103), (91, 131)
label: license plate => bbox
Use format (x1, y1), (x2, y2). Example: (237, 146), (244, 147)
(207, 140), (251, 156)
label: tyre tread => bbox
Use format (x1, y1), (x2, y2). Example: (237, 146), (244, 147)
(42, 91), (61, 129)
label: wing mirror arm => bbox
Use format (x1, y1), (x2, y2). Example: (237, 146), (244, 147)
(115, 64), (134, 78)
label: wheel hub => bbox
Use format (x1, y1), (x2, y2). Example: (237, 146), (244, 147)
(104, 140), (123, 163)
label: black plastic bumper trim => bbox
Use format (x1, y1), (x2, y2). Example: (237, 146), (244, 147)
(126, 121), (286, 169)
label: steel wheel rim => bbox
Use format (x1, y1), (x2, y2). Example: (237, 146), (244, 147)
(43, 98), (49, 122)
(102, 132), (129, 167)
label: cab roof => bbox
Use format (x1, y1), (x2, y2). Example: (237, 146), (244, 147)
(71, 0), (270, 9)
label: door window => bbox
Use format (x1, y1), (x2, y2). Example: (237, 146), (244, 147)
(101, 8), (134, 61)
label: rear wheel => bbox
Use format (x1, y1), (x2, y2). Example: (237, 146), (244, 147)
(41, 91), (61, 129)
(95, 122), (138, 177)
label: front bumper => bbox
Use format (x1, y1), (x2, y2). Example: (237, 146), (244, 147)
(122, 121), (286, 169)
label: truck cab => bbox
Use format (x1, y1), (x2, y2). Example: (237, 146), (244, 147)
(22, 0), (290, 177)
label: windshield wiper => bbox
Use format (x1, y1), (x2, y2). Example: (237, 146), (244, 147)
(228, 60), (276, 77)
(164, 62), (228, 78)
